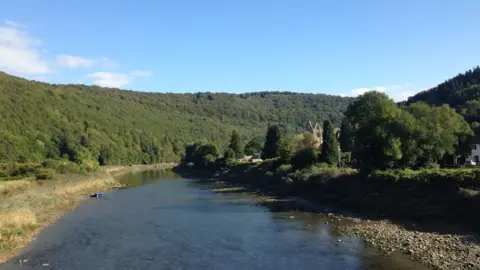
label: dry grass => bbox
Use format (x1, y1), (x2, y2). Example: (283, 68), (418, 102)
(0, 168), (125, 262)
(0, 209), (38, 228)
(0, 180), (34, 196)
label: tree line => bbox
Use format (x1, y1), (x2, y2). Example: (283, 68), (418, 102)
(183, 91), (472, 172)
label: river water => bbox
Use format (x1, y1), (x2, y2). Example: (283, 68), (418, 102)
(4, 170), (430, 270)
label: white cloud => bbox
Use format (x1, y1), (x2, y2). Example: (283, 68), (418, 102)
(347, 84), (421, 102)
(98, 57), (118, 68)
(130, 70), (152, 77)
(351, 88), (371, 96)
(57, 55), (118, 69)
(57, 55), (94, 68)
(88, 72), (132, 88)
(4, 19), (26, 29)
(0, 23), (50, 75)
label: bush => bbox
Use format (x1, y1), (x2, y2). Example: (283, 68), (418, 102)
(35, 169), (55, 180)
(340, 152), (352, 167)
(290, 148), (317, 171)
(224, 148), (235, 162)
(56, 162), (81, 174)
(277, 164), (292, 174)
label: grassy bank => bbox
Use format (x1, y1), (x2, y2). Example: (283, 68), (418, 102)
(0, 163), (176, 263)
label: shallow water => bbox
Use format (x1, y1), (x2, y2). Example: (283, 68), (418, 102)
(4, 170), (431, 270)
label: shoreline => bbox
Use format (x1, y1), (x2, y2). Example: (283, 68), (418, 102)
(0, 163), (176, 263)
(205, 170), (480, 270)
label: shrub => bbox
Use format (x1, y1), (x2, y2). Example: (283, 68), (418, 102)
(35, 169), (55, 180)
(223, 148), (235, 162)
(340, 152), (352, 167)
(56, 162), (81, 174)
(290, 148), (317, 171)
(277, 164), (292, 174)
(41, 159), (61, 169)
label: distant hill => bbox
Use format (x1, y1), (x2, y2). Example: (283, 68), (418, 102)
(406, 67), (480, 123)
(0, 72), (353, 165)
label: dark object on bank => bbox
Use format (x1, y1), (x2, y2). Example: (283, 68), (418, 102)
(90, 193), (104, 198)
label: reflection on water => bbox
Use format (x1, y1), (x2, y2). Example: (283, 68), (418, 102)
(3, 170), (431, 270)
(118, 170), (182, 188)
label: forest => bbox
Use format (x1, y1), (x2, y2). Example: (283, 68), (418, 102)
(407, 66), (480, 126)
(0, 72), (353, 169)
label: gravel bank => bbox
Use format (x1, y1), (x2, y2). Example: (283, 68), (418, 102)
(338, 220), (480, 270)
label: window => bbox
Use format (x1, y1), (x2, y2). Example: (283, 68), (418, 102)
(474, 144), (478, 150)
(475, 156), (479, 163)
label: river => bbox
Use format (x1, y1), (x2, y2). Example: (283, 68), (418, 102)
(3, 170), (430, 270)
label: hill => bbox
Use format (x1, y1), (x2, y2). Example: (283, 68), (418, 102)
(406, 67), (480, 124)
(0, 72), (353, 167)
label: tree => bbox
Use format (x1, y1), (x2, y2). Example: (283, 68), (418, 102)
(262, 125), (281, 159)
(228, 130), (243, 158)
(345, 91), (473, 170)
(278, 135), (296, 162)
(244, 137), (263, 156)
(319, 120), (339, 166)
(194, 143), (219, 167)
(339, 118), (354, 152)
(345, 91), (405, 170)
(290, 147), (317, 171)
(223, 148), (235, 162)
(294, 132), (319, 149)
(404, 102), (473, 167)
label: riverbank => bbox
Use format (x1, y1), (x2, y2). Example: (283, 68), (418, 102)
(185, 163), (480, 270)
(0, 163), (176, 263)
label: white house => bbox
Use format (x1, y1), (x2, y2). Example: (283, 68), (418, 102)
(466, 143), (480, 163)
(463, 137), (480, 164)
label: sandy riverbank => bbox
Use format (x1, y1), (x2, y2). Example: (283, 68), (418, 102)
(209, 179), (480, 270)
(0, 163), (176, 263)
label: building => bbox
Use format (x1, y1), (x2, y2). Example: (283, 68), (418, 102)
(465, 137), (480, 164)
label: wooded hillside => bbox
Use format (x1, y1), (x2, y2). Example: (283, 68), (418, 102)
(0, 72), (353, 166)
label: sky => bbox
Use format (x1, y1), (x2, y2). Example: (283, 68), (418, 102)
(1, 1), (480, 101)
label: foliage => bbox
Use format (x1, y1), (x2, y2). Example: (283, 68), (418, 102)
(294, 132), (319, 149)
(35, 169), (55, 180)
(319, 120), (340, 166)
(340, 152), (351, 167)
(223, 148), (236, 165)
(345, 91), (472, 170)
(228, 130), (243, 159)
(402, 102), (473, 167)
(339, 118), (354, 152)
(193, 143), (219, 168)
(290, 148), (317, 171)
(407, 66), (480, 109)
(277, 135), (296, 162)
(244, 137), (263, 156)
(0, 72), (353, 165)
(262, 125), (282, 159)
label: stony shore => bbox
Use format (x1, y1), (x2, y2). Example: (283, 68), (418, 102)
(210, 180), (480, 270)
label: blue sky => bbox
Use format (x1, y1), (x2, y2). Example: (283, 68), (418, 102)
(1, 0), (480, 101)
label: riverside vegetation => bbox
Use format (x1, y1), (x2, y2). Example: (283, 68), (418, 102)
(180, 88), (480, 269)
